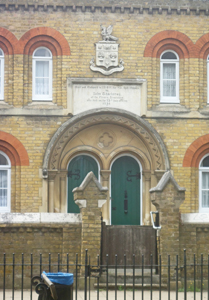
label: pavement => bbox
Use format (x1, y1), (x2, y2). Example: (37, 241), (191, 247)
(0, 289), (208, 300)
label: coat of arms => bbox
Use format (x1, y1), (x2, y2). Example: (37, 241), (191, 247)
(90, 25), (124, 75)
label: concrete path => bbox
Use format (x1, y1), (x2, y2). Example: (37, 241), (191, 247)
(0, 289), (208, 300)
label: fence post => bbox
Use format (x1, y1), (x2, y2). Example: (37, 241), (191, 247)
(150, 171), (185, 282)
(73, 172), (108, 270)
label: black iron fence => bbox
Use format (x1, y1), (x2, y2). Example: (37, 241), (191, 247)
(1, 250), (209, 300)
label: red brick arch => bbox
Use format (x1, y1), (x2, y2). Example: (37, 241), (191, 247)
(144, 30), (195, 59)
(183, 134), (209, 168)
(0, 131), (29, 166)
(0, 28), (18, 55)
(196, 34), (209, 59)
(16, 27), (70, 56)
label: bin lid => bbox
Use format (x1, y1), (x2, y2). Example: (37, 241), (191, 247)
(42, 271), (74, 285)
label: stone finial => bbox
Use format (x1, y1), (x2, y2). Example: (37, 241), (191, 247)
(73, 171), (108, 208)
(150, 171), (186, 210)
(150, 171), (186, 193)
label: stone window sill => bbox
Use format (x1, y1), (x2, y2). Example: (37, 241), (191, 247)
(181, 213), (209, 224)
(149, 104), (190, 113)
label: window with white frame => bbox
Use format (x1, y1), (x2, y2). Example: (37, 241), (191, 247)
(0, 151), (11, 212)
(32, 47), (52, 101)
(199, 154), (209, 213)
(160, 50), (179, 103)
(0, 49), (4, 100)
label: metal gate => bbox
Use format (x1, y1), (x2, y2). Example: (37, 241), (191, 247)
(101, 223), (157, 265)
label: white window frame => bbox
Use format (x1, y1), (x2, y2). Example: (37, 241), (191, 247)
(160, 50), (179, 104)
(199, 154), (209, 213)
(0, 151), (11, 212)
(0, 49), (4, 100)
(32, 47), (52, 101)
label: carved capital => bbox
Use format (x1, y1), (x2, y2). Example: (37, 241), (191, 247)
(48, 170), (58, 181)
(100, 170), (111, 182)
(143, 170), (151, 181)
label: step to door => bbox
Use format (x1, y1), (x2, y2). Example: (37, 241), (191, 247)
(99, 274), (160, 284)
(94, 283), (167, 289)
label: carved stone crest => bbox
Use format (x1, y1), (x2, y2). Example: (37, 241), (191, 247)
(90, 25), (124, 76)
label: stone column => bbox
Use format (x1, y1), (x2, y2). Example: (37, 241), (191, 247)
(143, 170), (151, 225)
(60, 170), (68, 213)
(73, 171), (108, 267)
(48, 171), (57, 212)
(150, 171), (185, 278)
(100, 170), (111, 224)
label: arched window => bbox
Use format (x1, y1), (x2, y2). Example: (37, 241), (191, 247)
(0, 48), (4, 100)
(32, 47), (52, 101)
(199, 154), (209, 212)
(160, 50), (179, 103)
(0, 151), (11, 212)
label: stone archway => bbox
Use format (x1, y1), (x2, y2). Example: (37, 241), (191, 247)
(42, 109), (169, 224)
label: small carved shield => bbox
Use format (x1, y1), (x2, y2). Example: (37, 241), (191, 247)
(96, 42), (118, 69)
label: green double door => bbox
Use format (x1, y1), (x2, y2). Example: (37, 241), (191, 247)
(68, 155), (141, 225)
(67, 155), (98, 213)
(111, 156), (141, 225)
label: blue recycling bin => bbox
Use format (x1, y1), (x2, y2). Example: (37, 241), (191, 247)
(41, 272), (74, 300)
(42, 271), (74, 285)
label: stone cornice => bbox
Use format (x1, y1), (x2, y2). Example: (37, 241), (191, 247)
(0, 2), (209, 15)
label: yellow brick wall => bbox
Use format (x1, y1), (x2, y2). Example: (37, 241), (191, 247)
(0, 8), (209, 212)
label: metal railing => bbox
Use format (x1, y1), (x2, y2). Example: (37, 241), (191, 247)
(1, 250), (209, 300)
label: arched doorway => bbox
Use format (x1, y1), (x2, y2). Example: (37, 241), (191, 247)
(44, 109), (169, 220)
(67, 155), (99, 213)
(111, 156), (141, 225)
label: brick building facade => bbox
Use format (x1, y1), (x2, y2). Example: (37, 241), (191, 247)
(1, 0), (209, 261)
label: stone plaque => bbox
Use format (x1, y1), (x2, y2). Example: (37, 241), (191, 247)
(67, 78), (147, 116)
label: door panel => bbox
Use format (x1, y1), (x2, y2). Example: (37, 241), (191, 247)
(111, 156), (140, 225)
(67, 155), (98, 213)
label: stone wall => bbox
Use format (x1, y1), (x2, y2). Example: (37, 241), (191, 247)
(0, 223), (81, 287)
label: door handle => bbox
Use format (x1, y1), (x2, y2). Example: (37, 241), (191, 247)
(124, 199), (128, 213)
(124, 190), (128, 213)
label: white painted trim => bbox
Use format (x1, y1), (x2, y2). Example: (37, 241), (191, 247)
(0, 213), (82, 223)
(32, 47), (52, 101)
(67, 154), (101, 213)
(109, 153), (143, 225)
(160, 50), (179, 104)
(0, 151), (11, 213)
(199, 153), (209, 213)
